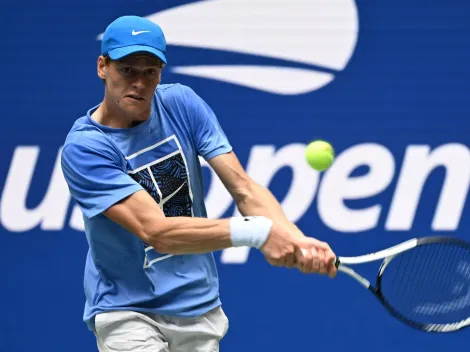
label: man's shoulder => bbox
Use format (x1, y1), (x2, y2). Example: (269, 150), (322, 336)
(155, 83), (199, 105)
(63, 116), (112, 153)
(156, 82), (193, 95)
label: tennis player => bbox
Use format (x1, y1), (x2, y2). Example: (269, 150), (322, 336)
(61, 15), (337, 352)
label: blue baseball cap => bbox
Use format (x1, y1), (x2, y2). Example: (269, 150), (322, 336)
(101, 15), (167, 63)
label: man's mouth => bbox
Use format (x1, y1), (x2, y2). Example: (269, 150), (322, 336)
(126, 94), (144, 101)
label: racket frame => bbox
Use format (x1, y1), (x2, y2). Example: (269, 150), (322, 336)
(334, 236), (470, 333)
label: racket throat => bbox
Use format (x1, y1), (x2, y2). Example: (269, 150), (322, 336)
(338, 265), (372, 289)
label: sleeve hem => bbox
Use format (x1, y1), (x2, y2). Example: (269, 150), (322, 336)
(84, 184), (143, 219)
(201, 145), (233, 161)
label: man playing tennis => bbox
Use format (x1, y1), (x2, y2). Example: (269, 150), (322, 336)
(61, 15), (337, 352)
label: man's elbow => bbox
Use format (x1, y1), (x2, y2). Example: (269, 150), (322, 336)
(138, 222), (170, 253)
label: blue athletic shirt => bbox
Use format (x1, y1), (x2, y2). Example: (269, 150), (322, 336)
(61, 83), (232, 331)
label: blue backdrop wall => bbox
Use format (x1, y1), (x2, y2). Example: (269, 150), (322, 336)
(1, 0), (469, 351)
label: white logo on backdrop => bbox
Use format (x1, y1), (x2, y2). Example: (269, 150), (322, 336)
(97, 0), (359, 95)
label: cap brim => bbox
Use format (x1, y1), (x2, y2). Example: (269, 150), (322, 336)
(108, 45), (167, 63)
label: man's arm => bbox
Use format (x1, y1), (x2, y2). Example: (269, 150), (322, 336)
(103, 187), (335, 275)
(207, 151), (336, 275)
(104, 188), (293, 259)
(61, 140), (237, 255)
(103, 189), (233, 254)
(207, 151), (306, 236)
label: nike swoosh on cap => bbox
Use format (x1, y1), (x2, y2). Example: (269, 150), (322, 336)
(132, 30), (151, 35)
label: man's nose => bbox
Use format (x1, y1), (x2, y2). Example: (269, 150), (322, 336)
(132, 74), (146, 90)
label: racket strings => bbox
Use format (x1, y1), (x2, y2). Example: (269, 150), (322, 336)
(415, 244), (465, 316)
(394, 245), (425, 309)
(416, 243), (447, 309)
(402, 245), (433, 310)
(379, 241), (470, 325)
(409, 243), (448, 312)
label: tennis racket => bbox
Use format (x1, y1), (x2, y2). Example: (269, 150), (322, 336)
(334, 236), (470, 333)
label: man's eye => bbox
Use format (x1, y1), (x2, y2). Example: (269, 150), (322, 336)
(121, 67), (132, 74)
(146, 69), (156, 76)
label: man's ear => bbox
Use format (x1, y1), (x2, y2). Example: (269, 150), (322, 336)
(97, 56), (108, 80)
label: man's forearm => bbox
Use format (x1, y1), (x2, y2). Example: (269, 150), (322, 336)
(105, 187), (277, 256)
(144, 217), (233, 254)
(148, 182), (290, 254)
(235, 182), (300, 234)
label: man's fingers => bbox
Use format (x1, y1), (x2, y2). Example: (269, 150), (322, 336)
(317, 249), (326, 274)
(297, 247), (313, 273)
(266, 256), (284, 267)
(267, 233), (336, 275)
(325, 251), (336, 268)
(294, 247), (305, 270)
(327, 259), (338, 278)
(284, 252), (295, 268)
(321, 249), (337, 278)
(304, 247), (319, 274)
(302, 238), (336, 264)
(301, 238), (335, 258)
(298, 243), (337, 275)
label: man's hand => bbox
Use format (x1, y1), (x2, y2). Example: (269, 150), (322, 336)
(296, 237), (337, 278)
(260, 224), (337, 278)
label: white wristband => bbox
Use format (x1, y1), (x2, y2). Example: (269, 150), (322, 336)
(229, 216), (273, 249)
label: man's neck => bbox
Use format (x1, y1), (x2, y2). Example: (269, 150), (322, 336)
(91, 98), (149, 129)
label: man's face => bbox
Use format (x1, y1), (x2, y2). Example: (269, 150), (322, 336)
(98, 53), (164, 120)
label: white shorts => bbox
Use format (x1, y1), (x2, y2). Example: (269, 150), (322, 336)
(94, 306), (229, 352)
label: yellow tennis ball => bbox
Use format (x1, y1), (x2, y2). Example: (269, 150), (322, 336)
(305, 140), (335, 171)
